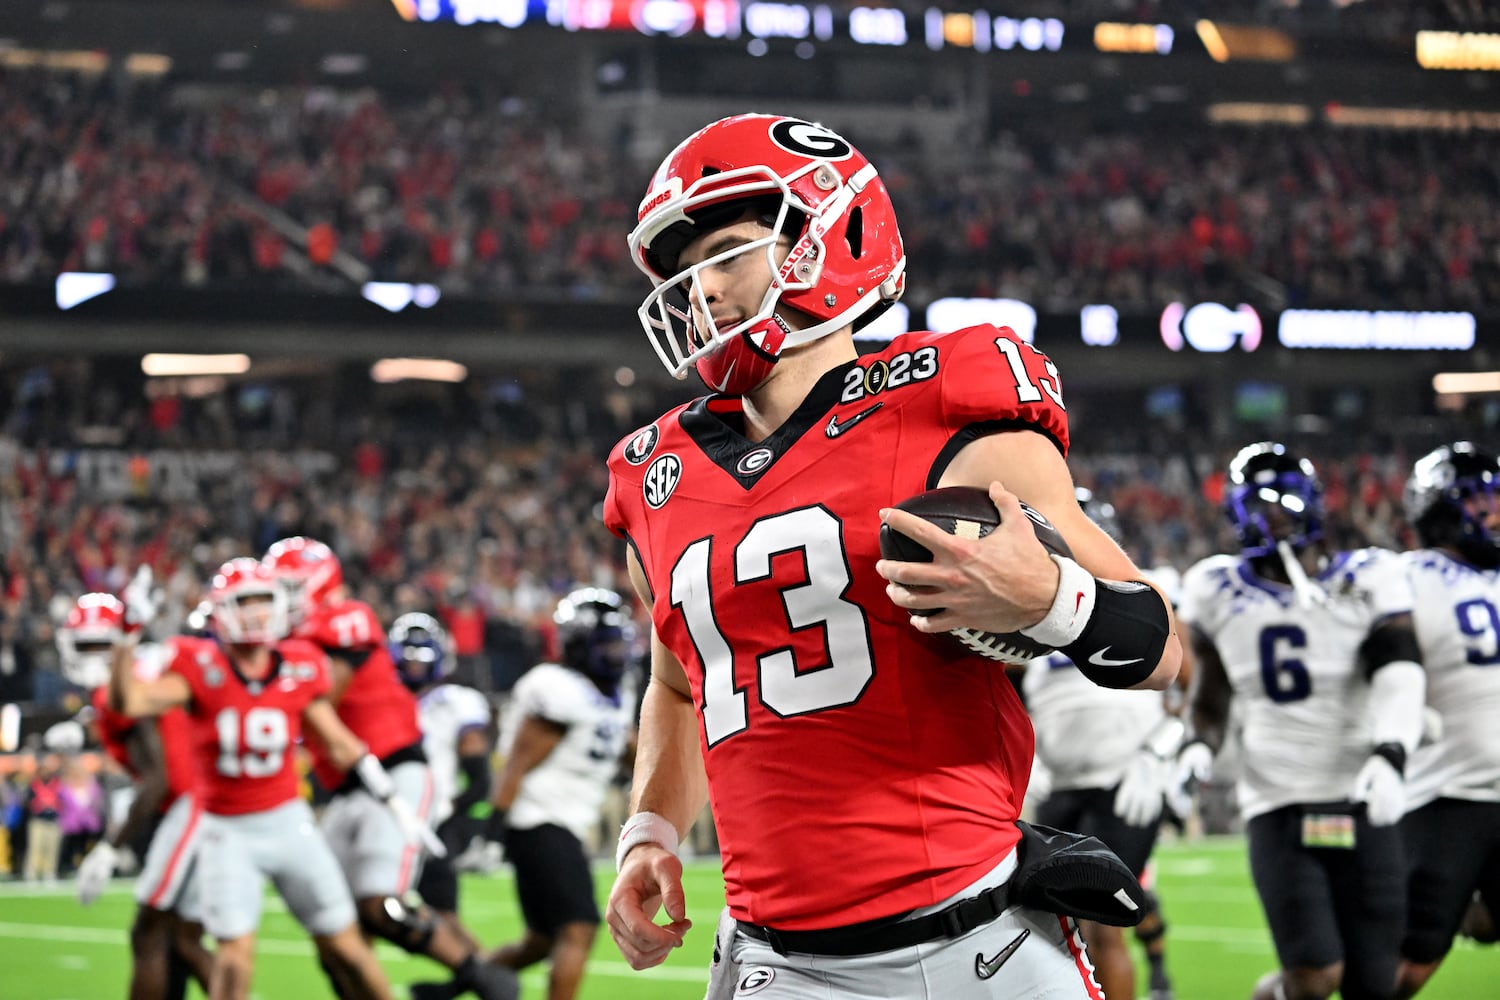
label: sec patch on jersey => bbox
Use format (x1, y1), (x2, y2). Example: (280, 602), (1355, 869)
(878, 485), (1074, 665)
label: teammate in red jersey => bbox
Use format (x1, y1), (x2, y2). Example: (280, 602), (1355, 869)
(61, 590), (212, 1000)
(109, 558), (422, 1000)
(264, 537), (516, 1000)
(604, 114), (1181, 999)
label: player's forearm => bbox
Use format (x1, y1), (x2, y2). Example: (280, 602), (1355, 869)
(109, 637), (167, 717)
(111, 775), (165, 849)
(629, 679), (708, 836)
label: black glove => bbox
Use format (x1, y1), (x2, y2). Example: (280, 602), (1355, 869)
(483, 808), (509, 846)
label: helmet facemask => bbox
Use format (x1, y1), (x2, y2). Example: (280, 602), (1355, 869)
(1225, 444), (1324, 560)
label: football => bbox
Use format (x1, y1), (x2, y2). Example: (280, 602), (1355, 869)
(879, 486), (1075, 665)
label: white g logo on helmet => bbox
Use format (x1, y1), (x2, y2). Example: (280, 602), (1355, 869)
(769, 120), (853, 161)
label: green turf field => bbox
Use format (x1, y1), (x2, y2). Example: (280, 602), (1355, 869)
(5, 836), (1496, 999)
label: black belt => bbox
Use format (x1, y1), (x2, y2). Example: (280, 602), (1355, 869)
(737, 879), (1013, 957)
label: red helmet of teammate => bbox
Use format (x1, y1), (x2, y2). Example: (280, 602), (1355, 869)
(209, 558), (288, 645)
(262, 536), (343, 625)
(56, 593), (126, 689)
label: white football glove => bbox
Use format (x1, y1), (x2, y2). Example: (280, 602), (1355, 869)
(76, 841), (119, 906)
(1354, 754), (1405, 827)
(1167, 740), (1214, 819)
(122, 565), (163, 632)
(1114, 749), (1169, 827)
(386, 795), (447, 859)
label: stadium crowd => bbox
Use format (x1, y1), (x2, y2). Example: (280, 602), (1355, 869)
(3, 65), (1498, 311)
(0, 351), (1477, 713)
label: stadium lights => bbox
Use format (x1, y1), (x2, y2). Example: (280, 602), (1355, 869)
(1195, 21), (1295, 63)
(1432, 372), (1500, 396)
(1416, 30), (1500, 71)
(370, 358), (468, 383)
(141, 354), (252, 377)
(56, 272), (117, 310)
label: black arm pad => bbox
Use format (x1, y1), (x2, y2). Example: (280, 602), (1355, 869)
(1359, 619), (1422, 680)
(450, 752), (492, 814)
(1063, 580), (1170, 690)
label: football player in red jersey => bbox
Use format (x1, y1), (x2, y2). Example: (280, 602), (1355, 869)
(109, 558), (417, 1000)
(263, 537), (516, 1000)
(61, 590), (213, 1000)
(603, 114), (1181, 999)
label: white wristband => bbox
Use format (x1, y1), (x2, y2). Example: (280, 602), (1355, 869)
(616, 811), (680, 872)
(1019, 555), (1097, 649)
(355, 752), (395, 801)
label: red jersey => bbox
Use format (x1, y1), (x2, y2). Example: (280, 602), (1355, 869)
(167, 635), (331, 816)
(604, 325), (1066, 930)
(91, 686), (199, 811)
(296, 598), (422, 792)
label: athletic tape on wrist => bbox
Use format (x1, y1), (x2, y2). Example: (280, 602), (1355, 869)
(616, 811), (680, 872)
(1019, 555), (1097, 648)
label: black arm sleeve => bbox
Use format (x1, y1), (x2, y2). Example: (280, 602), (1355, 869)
(1358, 615), (1423, 680)
(450, 752), (492, 815)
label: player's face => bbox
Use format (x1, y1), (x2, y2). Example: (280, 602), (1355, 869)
(1463, 488), (1500, 531)
(233, 593), (280, 639)
(677, 218), (792, 348)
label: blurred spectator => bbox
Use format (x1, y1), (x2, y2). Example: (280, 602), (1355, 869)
(56, 757), (104, 876)
(442, 590), (491, 693)
(24, 754), (63, 883)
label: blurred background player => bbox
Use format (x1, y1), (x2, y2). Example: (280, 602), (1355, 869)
(109, 558), (416, 1000)
(1396, 442), (1500, 998)
(1177, 443), (1424, 1000)
(411, 587), (638, 1000)
(1018, 488), (1181, 1000)
(390, 612), (496, 948)
(61, 587), (213, 1000)
(262, 537), (516, 1000)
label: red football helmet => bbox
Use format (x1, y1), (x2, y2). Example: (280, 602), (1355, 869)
(262, 536), (343, 625)
(56, 593), (125, 689)
(630, 113), (906, 394)
(209, 557), (288, 645)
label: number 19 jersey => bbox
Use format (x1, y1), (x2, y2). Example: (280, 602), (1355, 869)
(168, 636), (331, 816)
(604, 325), (1067, 930)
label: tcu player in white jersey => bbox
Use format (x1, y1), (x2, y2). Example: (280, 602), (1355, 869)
(388, 614), (496, 943)
(1177, 442), (1425, 1000)
(1396, 442), (1500, 997)
(412, 588), (638, 1000)
(1020, 490), (1181, 1000)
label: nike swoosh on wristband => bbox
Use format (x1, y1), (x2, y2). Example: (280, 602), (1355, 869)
(975, 928), (1031, 980)
(1088, 646), (1143, 668)
(825, 401), (884, 438)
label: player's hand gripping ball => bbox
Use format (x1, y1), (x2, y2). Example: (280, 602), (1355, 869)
(878, 486), (1074, 665)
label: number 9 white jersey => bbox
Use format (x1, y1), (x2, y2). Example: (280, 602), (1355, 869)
(1404, 549), (1500, 810)
(500, 662), (635, 843)
(1179, 549), (1414, 821)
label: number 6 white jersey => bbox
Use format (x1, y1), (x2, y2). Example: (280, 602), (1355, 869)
(500, 662), (634, 842)
(1404, 549), (1500, 810)
(1179, 549), (1414, 821)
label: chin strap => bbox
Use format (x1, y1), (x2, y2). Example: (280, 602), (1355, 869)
(1276, 541), (1326, 608)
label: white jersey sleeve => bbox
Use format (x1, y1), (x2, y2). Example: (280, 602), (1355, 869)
(417, 683), (493, 826)
(1022, 652), (1166, 791)
(1181, 548), (1413, 820)
(501, 663), (634, 842)
(1405, 549), (1500, 809)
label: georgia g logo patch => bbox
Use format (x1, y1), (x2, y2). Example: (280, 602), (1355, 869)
(736, 967), (775, 996)
(644, 454), (682, 509)
(623, 423), (660, 465)
(769, 120), (853, 161)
